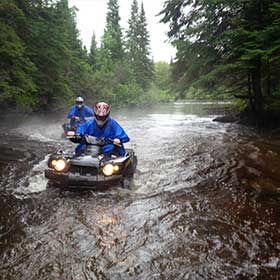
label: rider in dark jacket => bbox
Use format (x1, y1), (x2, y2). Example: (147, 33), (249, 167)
(74, 102), (130, 155)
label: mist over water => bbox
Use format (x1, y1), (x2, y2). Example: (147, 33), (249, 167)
(0, 102), (280, 279)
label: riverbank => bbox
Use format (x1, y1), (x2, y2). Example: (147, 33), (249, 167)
(213, 107), (280, 129)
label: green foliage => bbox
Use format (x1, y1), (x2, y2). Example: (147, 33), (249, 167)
(137, 2), (154, 88)
(126, 0), (153, 89)
(160, 0), (280, 118)
(0, 1), (37, 110)
(90, 63), (143, 106)
(0, 0), (163, 111)
(185, 86), (234, 101)
(87, 0), (158, 106)
(88, 32), (98, 71)
(101, 0), (124, 63)
(0, 0), (99, 110)
(154, 62), (171, 90)
(148, 61), (174, 102)
(126, 0), (139, 63)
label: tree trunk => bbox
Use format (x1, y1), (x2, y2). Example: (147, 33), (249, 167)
(266, 63), (271, 97)
(248, 72), (256, 112)
(252, 57), (263, 116)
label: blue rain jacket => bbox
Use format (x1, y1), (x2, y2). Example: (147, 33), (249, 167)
(75, 117), (130, 155)
(67, 105), (94, 128)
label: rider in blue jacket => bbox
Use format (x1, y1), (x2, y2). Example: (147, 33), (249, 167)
(67, 97), (94, 130)
(74, 102), (130, 155)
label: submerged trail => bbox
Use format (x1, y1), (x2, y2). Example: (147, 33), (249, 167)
(0, 102), (280, 279)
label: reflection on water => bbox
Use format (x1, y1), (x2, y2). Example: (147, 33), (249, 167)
(0, 102), (280, 279)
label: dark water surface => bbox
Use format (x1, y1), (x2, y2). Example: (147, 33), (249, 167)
(0, 102), (280, 279)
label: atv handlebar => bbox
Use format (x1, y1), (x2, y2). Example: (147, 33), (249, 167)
(67, 134), (121, 147)
(81, 117), (94, 121)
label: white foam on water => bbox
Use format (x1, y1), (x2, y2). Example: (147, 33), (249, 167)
(15, 154), (50, 195)
(27, 154), (50, 193)
(11, 119), (64, 142)
(27, 132), (55, 143)
(27, 173), (48, 193)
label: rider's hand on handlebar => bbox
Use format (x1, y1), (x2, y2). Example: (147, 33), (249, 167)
(71, 116), (80, 121)
(113, 138), (121, 145)
(67, 131), (76, 137)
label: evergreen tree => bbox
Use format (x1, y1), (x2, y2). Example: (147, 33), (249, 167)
(137, 2), (153, 88)
(88, 31), (98, 70)
(0, 0), (37, 109)
(0, 0), (159, 111)
(61, 0), (93, 100)
(25, 0), (93, 107)
(101, 0), (124, 63)
(126, 0), (139, 64)
(26, 0), (73, 106)
(160, 0), (280, 120)
(126, 0), (153, 88)
(0, 0), (96, 109)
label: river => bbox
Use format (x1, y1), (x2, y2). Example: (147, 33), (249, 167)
(0, 102), (280, 279)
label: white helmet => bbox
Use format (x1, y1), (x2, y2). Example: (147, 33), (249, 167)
(76, 97), (84, 109)
(76, 96), (84, 103)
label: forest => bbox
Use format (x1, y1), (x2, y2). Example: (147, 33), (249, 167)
(1, 0), (280, 125)
(161, 0), (280, 124)
(0, 0), (171, 111)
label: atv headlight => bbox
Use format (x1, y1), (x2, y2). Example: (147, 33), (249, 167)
(102, 164), (120, 176)
(102, 164), (114, 176)
(54, 159), (67, 172)
(113, 165), (120, 172)
(51, 160), (57, 168)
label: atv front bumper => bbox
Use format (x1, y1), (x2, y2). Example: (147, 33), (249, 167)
(45, 168), (122, 187)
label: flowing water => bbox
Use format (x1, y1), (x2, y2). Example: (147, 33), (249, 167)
(0, 102), (280, 279)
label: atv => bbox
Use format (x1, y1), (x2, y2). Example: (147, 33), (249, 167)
(45, 135), (137, 189)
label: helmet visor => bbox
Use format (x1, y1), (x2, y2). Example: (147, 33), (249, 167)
(95, 114), (108, 122)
